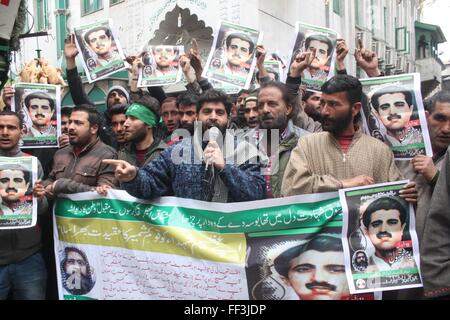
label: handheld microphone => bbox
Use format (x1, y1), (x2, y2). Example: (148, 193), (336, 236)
(205, 127), (220, 171)
(203, 127), (220, 201)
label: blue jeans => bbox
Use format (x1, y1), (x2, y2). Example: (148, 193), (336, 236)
(0, 252), (47, 300)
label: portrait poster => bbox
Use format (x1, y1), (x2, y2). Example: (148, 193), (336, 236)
(202, 20), (263, 89)
(73, 19), (126, 83)
(53, 190), (378, 300)
(11, 83), (61, 149)
(0, 156), (38, 230)
(210, 79), (241, 95)
(137, 45), (184, 87)
(250, 60), (283, 89)
(339, 181), (422, 294)
(360, 73), (433, 160)
(287, 22), (338, 92)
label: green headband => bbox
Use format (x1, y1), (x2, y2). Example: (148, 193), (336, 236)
(126, 103), (157, 128)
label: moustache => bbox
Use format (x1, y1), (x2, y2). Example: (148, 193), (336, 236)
(387, 114), (402, 121)
(305, 281), (336, 292)
(34, 114), (46, 118)
(262, 115), (274, 121)
(5, 188), (18, 193)
(376, 231), (392, 239)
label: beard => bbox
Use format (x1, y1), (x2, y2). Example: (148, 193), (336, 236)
(320, 107), (353, 135)
(126, 126), (147, 144)
(201, 121), (227, 136)
(259, 113), (288, 130)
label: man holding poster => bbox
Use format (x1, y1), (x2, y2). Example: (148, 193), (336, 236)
(0, 110), (48, 300)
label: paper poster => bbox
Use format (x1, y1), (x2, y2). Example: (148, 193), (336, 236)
(73, 19), (127, 83)
(203, 20), (263, 89)
(288, 22), (338, 92)
(339, 181), (422, 294)
(138, 45), (184, 87)
(11, 83), (61, 149)
(0, 156), (38, 229)
(53, 191), (379, 300)
(360, 73), (433, 160)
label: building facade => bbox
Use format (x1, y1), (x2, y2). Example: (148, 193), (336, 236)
(13, 0), (431, 109)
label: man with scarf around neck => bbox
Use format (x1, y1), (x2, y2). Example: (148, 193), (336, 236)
(0, 111), (49, 300)
(104, 89), (265, 203)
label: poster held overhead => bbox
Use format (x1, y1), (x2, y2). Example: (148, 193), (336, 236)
(203, 20), (263, 90)
(287, 22), (338, 92)
(73, 19), (127, 83)
(360, 73), (432, 160)
(11, 83), (61, 149)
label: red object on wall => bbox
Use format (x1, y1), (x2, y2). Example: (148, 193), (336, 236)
(0, 0), (11, 7)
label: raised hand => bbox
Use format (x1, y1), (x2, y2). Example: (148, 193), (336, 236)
(290, 49), (315, 78)
(1, 85), (14, 109)
(354, 39), (381, 77)
(64, 34), (79, 70)
(336, 38), (349, 70)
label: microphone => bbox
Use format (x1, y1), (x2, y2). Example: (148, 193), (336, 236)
(205, 127), (220, 170)
(203, 127), (220, 201)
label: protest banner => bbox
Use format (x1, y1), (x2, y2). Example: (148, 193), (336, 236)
(203, 20), (263, 89)
(0, 156), (38, 229)
(360, 73), (432, 160)
(11, 83), (61, 148)
(287, 22), (338, 92)
(138, 45), (184, 87)
(54, 190), (378, 300)
(73, 19), (127, 83)
(339, 181), (422, 294)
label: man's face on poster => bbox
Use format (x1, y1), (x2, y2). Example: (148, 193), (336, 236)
(0, 169), (29, 202)
(375, 92), (413, 132)
(283, 249), (349, 300)
(355, 252), (368, 268)
(65, 251), (88, 277)
(153, 46), (176, 68)
(367, 209), (406, 252)
(27, 97), (54, 128)
(306, 40), (330, 69)
(227, 38), (252, 67)
(87, 29), (112, 56)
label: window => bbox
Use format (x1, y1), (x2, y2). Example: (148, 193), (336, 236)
(110, 0), (124, 6)
(36, 0), (49, 31)
(355, 0), (363, 26)
(395, 27), (406, 52)
(81, 0), (103, 16)
(333, 0), (341, 16)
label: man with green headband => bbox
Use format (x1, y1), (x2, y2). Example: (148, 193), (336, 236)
(118, 97), (167, 167)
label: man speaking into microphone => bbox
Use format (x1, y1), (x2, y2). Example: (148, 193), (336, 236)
(103, 89), (265, 203)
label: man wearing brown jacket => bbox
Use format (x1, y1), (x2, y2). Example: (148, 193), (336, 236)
(37, 105), (118, 197)
(281, 75), (417, 203)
